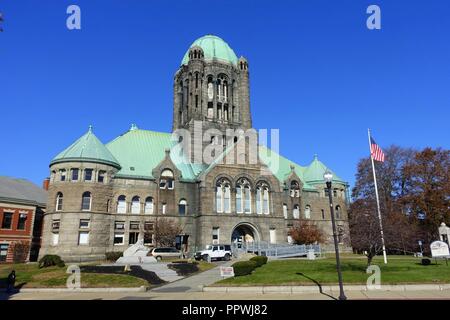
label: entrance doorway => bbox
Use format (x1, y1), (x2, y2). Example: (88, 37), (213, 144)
(231, 223), (259, 248)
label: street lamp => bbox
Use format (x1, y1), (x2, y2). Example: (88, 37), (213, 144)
(324, 170), (347, 301)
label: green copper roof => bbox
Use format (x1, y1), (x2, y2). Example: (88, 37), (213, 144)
(51, 126), (120, 168)
(181, 35), (238, 66)
(303, 155), (346, 185)
(105, 128), (205, 181)
(258, 146), (317, 191)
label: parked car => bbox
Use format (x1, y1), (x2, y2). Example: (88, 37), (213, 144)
(194, 244), (232, 261)
(150, 247), (181, 261)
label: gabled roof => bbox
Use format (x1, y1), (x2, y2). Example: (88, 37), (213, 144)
(54, 126), (347, 188)
(303, 155), (346, 185)
(0, 176), (47, 207)
(105, 126), (206, 181)
(51, 126), (120, 168)
(258, 146), (317, 191)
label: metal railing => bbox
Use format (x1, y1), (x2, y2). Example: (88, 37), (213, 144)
(231, 241), (321, 259)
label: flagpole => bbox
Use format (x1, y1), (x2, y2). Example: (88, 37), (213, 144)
(368, 128), (388, 264)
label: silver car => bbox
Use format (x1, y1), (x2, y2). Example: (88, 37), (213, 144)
(150, 247), (181, 261)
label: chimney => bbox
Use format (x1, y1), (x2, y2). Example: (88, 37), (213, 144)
(43, 177), (50, 191)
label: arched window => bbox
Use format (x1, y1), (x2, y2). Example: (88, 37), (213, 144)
(144, 197), (154, 214)
(215, 179), (231, 213)
(336, 205), (341, 219)
(81, 192), (91, 211)
(283, 204), (288, 219)
(256, 182), (270, 215)
(160, 169), (174, 190)
(304, 205), (311, 219)
(179, 199), (187, 215)
(244, 186), (251, 214)
(290, 181), (300, 197)
(236, 178), (251, 214)
(56, 192), (63, 211)
(293, 205), (300, 219)
(131, 196), (140, 214)
(236, 186), (242, 213)
(117, 195), (127, 213)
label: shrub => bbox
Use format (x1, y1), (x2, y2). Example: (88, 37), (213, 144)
(105, 251), (123, 262)
(250, 256), (268, 267)
(232, 261), (258, 276)
(38, 255), (65, 268)
(421, 258), (431, 266)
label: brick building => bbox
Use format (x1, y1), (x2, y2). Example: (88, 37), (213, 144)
(39, 35), (351, 262)
(0, 176), (47, 263)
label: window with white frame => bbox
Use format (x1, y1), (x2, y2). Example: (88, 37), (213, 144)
(56, 192), (63, 211)
(283, 204), (288, 219)
(290, 180), (300, 197)
(79, 219), (90, 229)
(160, 169), (174, 190)
(269, 228), (276, 244)
(131, 196), (141, 214)
(84, 169), (93, 181)
(178, 199), (187, 215)
(114, 233), (124, 245)
(212, 227), (220, 244)
(78, 231), (89, 245)
(293, 205), (300, 219)
(336, 205), (342, 219)
(98, 170), (106, 183)
(52, 232), (59, 246)
(59, 169), (66, 182)
(162, 203), (167, 214)
(304, 205), (311, 219)
(256, 182), (270, 215)
(81, 192), (91, 211)
(236, 186), (242, 213)
(236, 178), (251, 214)
(117, 195), (127, 213)
(144, 197), (154, 214)
(215, 179), (231, 213)
(71, 168), (79, 181)
(115, 221), (125, 230)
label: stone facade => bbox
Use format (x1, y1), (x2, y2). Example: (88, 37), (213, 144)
(39, 35), (351, 262)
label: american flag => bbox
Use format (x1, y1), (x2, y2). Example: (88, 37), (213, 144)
(370, 137), (385, 162)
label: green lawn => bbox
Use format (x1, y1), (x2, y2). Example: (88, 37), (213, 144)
(216, 255), (450, 286)
(0, 263), (147, 288)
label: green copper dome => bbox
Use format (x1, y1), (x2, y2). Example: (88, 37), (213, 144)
(50, 126), (120, 168)
(181, 35), (238, 66)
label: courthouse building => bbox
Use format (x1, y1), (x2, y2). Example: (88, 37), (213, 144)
(39, 35), (350, 262)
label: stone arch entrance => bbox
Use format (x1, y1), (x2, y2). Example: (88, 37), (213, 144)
(231, 223), (260, 245)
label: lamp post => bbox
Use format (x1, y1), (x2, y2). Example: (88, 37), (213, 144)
(324, 170), (347, 301)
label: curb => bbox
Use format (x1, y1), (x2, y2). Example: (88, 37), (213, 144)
(0, 286), (148, 293)
(203, 284), (449, 293)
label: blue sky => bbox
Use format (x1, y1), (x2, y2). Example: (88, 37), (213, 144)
(1, 0), (449, 188)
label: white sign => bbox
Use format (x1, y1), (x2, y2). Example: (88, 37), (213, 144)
(220, 266), (234, 278)
(430, 241), (450, 258)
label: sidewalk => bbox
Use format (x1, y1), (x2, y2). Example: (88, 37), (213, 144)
(151, 261), (233, 293)
(3, 288), (450, 300)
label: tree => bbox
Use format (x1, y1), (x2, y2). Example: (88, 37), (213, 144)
(151, 218), (182, 247)
(402, 148), (450, 242)
(12, 241), (30, 263)
(290, 220), (325, 245)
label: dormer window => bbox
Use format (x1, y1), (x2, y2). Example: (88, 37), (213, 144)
(160, 169), (174, 190)
(290, 181), (300, 198)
